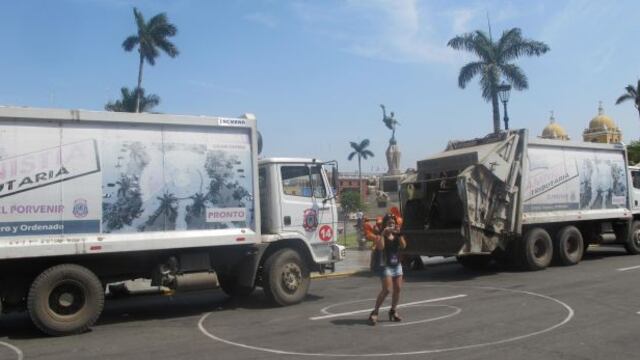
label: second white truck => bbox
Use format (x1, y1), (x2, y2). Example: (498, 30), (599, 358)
(0, 106), (344, 335)
(400, 129), (640, 270)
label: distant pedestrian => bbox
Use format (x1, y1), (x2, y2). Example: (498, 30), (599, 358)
(368, 213), (406, 325)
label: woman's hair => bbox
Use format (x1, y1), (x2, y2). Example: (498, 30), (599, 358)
(381, 213), (396, 229)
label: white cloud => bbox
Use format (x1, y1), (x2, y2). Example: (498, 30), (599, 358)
(293, 0), (457, 64)
(449, 8), (476, 33)
(244, 12), (278, 28)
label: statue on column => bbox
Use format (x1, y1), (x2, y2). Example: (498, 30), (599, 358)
(380, 104), (401, 175)
(380, 104), (400, 145)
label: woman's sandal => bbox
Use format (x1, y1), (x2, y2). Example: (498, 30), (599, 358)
(368, 311), (378, 326)
(389, 308), (402, 322)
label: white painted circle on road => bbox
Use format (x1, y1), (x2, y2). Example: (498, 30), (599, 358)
(197, 285), (575, 357)
(0, 341), (23, 360)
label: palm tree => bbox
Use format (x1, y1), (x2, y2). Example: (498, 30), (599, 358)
(185, 193), (207, 229)
(348, 139), (374, 201)
(447, 28), (549, 133)
(105, 87), (160, 113)
(615, 80), (640, 121)
(122, 7), (179, 112)
(143, 192), (178, 231)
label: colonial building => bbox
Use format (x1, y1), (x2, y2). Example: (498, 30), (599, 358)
(583, 102), (622, 143)
(540, 111), (569, 140)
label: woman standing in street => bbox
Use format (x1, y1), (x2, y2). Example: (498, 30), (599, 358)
(368, 213), (406, 325)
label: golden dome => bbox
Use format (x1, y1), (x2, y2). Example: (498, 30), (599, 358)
(589, 102), (616, 131)
(541, 112), (569, 140)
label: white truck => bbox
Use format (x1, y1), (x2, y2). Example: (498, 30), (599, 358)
(0, 106), (344, 335)
(400, 129), (640, 270)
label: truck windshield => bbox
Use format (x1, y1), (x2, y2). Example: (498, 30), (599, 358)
(281, 165), (326, 198)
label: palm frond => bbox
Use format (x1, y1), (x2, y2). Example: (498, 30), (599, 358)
(457, 61), (483, 89)
(349, 141), (360, 151)
(348, 152), (357, 161)
(122, 35), (139, 51)
(362, 150), (374, 158)
(501, 31), (549, 61)
(625, 84), (638, 98)
(500, 63), (528, 90)
(133, 8), (146, 33)
(155, 38), (179, 57)
(359, 139), (370, 149)
(616, 93), (634, 105)
(447, 32), (476, 51)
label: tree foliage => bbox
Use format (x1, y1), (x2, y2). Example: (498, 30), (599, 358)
(447, 28), (549, 133)
(122, 7), (178, 112)
(340, 191), (363, 214)
(348, 139), (374, 202)
(105, 87), (160, 113)
(628, 140), (640, 165)
(615, 80), (640, 120)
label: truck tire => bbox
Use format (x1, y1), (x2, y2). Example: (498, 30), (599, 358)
(27, 264), (104, 336)
(456, 255), (492, 270)
(217, 272), (255, 297)
(521, 228), (553, 271)
(624, 221), (640, 255)
(262, 249), (310, 306)
(554, 226), (584, 266)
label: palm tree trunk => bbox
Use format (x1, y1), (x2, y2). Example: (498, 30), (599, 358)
(491, 90), (501, 134)
(358, 156), (363, 203)
(135, 53), (144, 113)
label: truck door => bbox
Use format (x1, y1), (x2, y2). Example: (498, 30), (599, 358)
(279, 164), (335, 243)
(631, 169), (640, 211)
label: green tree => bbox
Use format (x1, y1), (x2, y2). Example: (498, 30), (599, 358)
(105, 87), (160, 113)
(122, 7), (179, 112)
(340, 190), (364, 215)
(348, 139), (374, 202)
(627, 140), (640, 165)
(615, 80), (640, 121)
(447, 28), (549, 133)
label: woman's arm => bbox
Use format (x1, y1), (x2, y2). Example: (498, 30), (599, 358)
(398, 234), (407, 250)
(374, 233), (385, 250)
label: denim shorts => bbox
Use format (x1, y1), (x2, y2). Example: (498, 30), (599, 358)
(379, 264), (403, 278)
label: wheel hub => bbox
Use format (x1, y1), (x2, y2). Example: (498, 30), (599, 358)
(49, 282), (86, 316)
(633, 230), (640, 247)
(281, 263), (301, 292)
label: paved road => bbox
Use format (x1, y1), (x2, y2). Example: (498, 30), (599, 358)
(1, 246), (640, 360)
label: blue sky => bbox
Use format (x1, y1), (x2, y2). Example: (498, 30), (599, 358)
(1, 0), (639, 172)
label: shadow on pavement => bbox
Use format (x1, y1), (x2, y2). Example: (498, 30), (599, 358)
(0, 288), (326, 339)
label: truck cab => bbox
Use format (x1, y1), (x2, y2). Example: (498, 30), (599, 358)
(628, 165), (640, 212)
(258, 158), (342, 266)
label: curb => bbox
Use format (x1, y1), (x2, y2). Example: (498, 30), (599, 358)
(311, 270), (369, 279)
(311, 257), (458, 280)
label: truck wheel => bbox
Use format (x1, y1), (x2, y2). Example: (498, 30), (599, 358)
(27, 264), (104, 336)
(217, 273), (255, 297)
(554, 226), (584, 266)
(456, 255), (492, 270)
(263, 249), (310, 306)
(521, 228), (553, 271)
(624, 221), (640, 255)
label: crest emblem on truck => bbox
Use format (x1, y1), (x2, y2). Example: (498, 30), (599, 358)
(73, 198), (89, 218)
(303, 208), (318, 232)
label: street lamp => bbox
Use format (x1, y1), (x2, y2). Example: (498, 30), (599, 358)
(497, 82), (512, 130)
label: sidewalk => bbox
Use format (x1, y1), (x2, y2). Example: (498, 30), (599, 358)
(311, 249), (456, 279)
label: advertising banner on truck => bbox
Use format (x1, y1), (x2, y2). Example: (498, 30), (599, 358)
(524, 146), (627, 212)
(0, 122), (255, 237)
